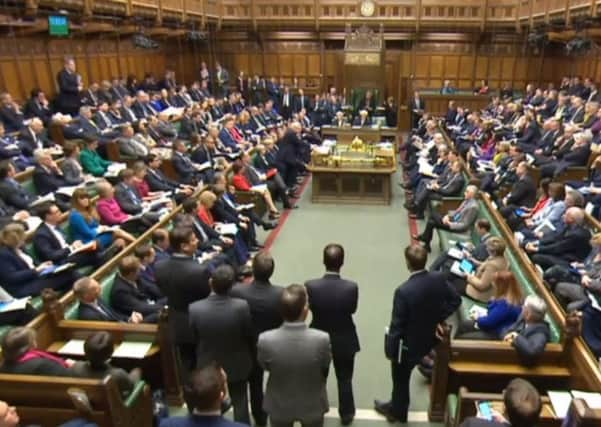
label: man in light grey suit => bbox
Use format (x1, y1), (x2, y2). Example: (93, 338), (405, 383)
(414, 185), (479, 252)
(117, 124), (149, 159)
(258, 284), (331, 427)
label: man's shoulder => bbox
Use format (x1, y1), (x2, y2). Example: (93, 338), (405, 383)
(160, 415), (246, 427)
(459, 417), (508, 427)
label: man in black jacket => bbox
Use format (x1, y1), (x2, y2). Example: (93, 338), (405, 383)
(33, 202), (101, 268)
(0, 161), (39, 212)
(155, 227), (212, 373)
(189, 265), (254, 424)
(305, 244), (359, 425)
(56, 57), (82, 115)
(375, 244), (460, 423)
(145, 153), (193, 204)
(230, 252), (284, 426)
(109, 256), (166, 323)
(499, 162), (538, 219)
(73, 276), (143, 323)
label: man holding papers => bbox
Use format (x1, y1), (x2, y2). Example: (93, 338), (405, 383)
(33, 202), (101, 268)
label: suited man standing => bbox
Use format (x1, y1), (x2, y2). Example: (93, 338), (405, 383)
(258, 284), (331, 427)
(56, 56), (82, 115)
(375, 245), (460, 423)
(189, 265), (254, 424)
(156, 227), (212, 373)
(230, 252), (284, 426)
(410, 91), (425, 129)
(305, 244), (358, 425)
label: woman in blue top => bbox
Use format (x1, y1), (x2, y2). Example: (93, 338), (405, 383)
(456, 270), (523, 340)
(69, 188), (134, 252)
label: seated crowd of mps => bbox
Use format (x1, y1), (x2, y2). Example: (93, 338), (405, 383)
(400, 76), (601, 373)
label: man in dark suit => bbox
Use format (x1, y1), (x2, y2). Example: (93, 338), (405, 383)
(33, 202), (101, 268)
(502, 295), (550, 367)
(32, 150), (68, 208)
(172, 141), (204, 185)
(525, 206), (592, 270)
(499, 162), (537, 218)
(56, 57), (82, 115)
(189, 265), (254, 424)
(375, 244), (460, 423)
(110, 256), (166, 323)
(460, 378), (541, 427)
(18, 118), (54, 158)
(158, 362), (247, 427)
(430, 219), (492, 272)
(305, 244), (359, 425)
(0, 92), (24, 133)
(230, 252), (283, 426)
(155, 227), (212, 373)
(294, 89), (311, 114)
(145, 153), (194, 202)
(73, 276), (143, 323)
(410, 91), (425, 129)
(0, 161), (39, 212)
(114, 169), (160, 225)
(23, 89), (53, 125)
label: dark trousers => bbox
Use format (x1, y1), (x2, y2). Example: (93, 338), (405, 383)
(228, 380), (250, 424)
(249, 362), (267, 425)
(270, 417), (323, 427)
(421, 210), (452, 246)
(390, 359), (417, 421)
(333, 352), (356, 418)
(531, 253), (571, 271)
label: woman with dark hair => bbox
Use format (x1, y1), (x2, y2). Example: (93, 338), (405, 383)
(0, 327), (74, 376)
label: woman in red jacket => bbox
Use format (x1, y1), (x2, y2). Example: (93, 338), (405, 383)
(231, 161), (280, 219)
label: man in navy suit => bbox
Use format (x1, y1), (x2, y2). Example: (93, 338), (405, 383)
(460, 378), (541, 427)
(305, 244), (359, 425)
(159, 362), (246, 427)
(375, 244), (460, 423)
(73, 276), (143, 323)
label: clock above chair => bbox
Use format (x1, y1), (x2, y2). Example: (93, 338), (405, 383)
(360, 0), (376, 17)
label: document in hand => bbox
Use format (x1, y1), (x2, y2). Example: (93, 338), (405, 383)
(24, 216), (42, 231)
(251, 184), (268, 193)
(56, 185), (82, 198)
(29, 193), (55, 207)
(447, 247), (465, 260)
(70, 241), (97, 255)
(215, 223), (238, 235)
(196, 161), (212, 171)
(40, 262), (76, 276)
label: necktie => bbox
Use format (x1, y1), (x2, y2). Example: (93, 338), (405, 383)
(193, 218), (208, 240)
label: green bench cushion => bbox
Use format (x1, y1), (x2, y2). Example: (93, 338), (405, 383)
(435, 200), (561, 342)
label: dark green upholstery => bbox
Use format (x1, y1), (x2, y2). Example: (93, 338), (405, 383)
(0, 326), (12, 342)
(64, 271), (117, 320)
(21, 180), (37, 195)
(124, 380), (147, 407)
(436, 200), (561, 342)
(446, 393), (458, 426)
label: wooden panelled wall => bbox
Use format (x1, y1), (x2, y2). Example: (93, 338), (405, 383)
(1, 34), (601, 103)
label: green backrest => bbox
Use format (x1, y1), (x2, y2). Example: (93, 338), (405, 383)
(22, 179), (37, 195)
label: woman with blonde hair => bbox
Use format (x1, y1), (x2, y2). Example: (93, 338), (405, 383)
(456, 270), (523, 340)
(69, 188), (134, 252)
(0, 223), (77, 297)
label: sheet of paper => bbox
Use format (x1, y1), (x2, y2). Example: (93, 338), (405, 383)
(571, 390), (601, 409)
(469, 305), (488, 319)
(548, 391), (572, 418)
(70, 241), (96, 255)
(0, 297), (30, 313)
(215, 223), (238, 235)
(112, 341), (152, 359)
(251, 184), (268, 193)
(24, 216), (42, 231)
(58, 339), (86, 356)
(29, 193), (55, 207)
(56, 185), (81, 198)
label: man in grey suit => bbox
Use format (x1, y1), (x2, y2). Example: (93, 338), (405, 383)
(414, 185), (480, 252)
(305, 244), (359, 425)
(189, 265), (254, 424)
(258, 284), (331, 427)
(117, 124), (149, 159)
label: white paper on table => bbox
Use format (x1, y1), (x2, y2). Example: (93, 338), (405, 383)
(58, 339), (86, 356)
(571, 390), (601, 409)
(112, 341), (152, 359)
(548, 391), (572, 418)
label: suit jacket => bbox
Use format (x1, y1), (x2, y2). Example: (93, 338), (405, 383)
(189, 294), (254, 381)
(294, 95), (311, 113)
(230, 280), (284, 337)
(56, 69), (81, 111)
(386, 270), (460, 363)
(437, 173), (465, 197)
(160, 415), (247, 427)
(23, 99), (52, 124)
(352, 117), (372, 127)
(305, 273), (360, 355)
(19, 127), (51, 157)
(77, 298), (127, 322)
(109, 274), (163, 318)
(258, 322), (331, 421)
(537, 223), (591, 262)
(0, 178), (36, 210)
(61, 158), (84, 186)
(506, 175), (537, 207)
(33, 165), (67, 195)
(505, 314), (550, 366)
(172, 152), (198, 182)
(115, 182), (143, 214)
(33, 223), (71, 263)
(146, 167), (179, 192)
(117, 136), (148, 158)
(0, 106), (24, 133)
(448, 198), (479, 232)
(155, 254), (211, 344)
(459, 417), (509, 427)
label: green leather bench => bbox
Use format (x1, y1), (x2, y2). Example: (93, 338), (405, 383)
(435, 200), (561, 343)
